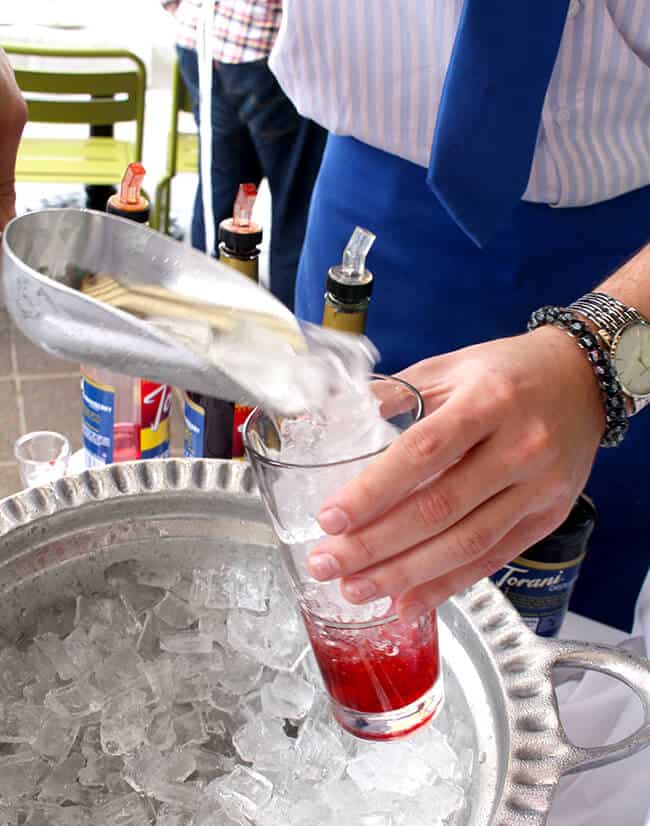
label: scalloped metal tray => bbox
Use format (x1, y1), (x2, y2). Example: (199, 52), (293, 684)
(0, 459), (648, 825)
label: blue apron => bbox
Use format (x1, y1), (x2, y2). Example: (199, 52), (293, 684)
(297, 134), (650, 631)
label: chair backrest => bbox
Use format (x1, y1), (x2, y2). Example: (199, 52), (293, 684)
(3, 45), (146, 159)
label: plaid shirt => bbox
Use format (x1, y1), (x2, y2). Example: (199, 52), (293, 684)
(169, 0), (282, 64)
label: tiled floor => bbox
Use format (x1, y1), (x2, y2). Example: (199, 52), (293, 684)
(0, 308), (186, 500)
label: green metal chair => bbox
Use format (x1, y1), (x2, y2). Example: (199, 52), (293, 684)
(151, 57), (198, 233)
(3, 45), (146, 187)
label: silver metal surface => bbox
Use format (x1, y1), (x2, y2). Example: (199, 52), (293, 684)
(0, 459), (648, 826)
(1, 208), (302, 407)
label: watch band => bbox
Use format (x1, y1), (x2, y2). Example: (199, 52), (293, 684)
(569, 292), (644, 346)
(570, 292), (650, 416)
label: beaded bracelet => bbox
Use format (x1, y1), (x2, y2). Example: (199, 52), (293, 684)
(527, 306), (629, 448)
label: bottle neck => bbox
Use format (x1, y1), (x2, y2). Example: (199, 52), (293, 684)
(322, 293), (370, 334)
(219, 244), (259, 282)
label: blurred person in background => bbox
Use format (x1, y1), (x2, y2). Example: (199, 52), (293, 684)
(0, 47), (28, 235)
(161, 0), (326, 310)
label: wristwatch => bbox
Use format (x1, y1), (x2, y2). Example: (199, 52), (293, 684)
(570, 292), (650, 414)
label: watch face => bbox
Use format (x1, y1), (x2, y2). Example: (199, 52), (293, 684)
(612, 322), (650, 396)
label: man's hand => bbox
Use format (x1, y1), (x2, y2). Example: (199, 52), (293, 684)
(0, 48), (28, 234)
(307, 326), (604, 621)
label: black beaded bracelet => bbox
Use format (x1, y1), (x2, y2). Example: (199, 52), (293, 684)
(527, 305), (629, 448)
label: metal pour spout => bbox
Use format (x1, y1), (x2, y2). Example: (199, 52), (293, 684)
(1, 208), (309, 413)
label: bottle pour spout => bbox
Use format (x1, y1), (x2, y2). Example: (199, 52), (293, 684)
(341, 226), (376, 280)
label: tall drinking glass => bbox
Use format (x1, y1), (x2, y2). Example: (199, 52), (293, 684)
(244, 375), (444, 740)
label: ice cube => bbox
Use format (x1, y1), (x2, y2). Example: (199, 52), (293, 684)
(34, 635), (77, 681)
(143, 657), (176, 706)
(23, 803), (89, 826)
(75, 596), (140, 638)
(207, 685), (239, 714)
(0, 702), (46, 743)
(39, 752), (85, 802)
(62, 627), (103, 675)
(189, 569), (228, 612)
(0, 804), (18, 826)
(223, 554), (272, 612)
(148, 780), (202, 811)
(294, 718), (348, 784)
(153, 593), (199, 629)
(409, 725), (459, 781)
(155, 807), (195, 826)
(94, 792), (152, 826)
(226, 605), (306, 672)
(347, 741), (433, 796)
(0, 752), (47, 799)
(93, 649), (148, 697)
(45, 680), (103, 718)
(135, 562), (181, 590)
(232, 716), (294, 772)
(100, 689), (148, 756)
(218, 650), (263, 694)
(206, 765), (273, 822)
(78, 754), (122, 787)
(159, 631), (213, 655)
(256, 794), (293, 826)
(182, 744), (236, 780)
(147, 708), (177, 751)
(173, 708), (208, 746)
(289, 798), (337, 826)
(260, 672), (314, 720)
(32, 714), (80, 763)
(198, 611), (228, 645)
(136, 611), (161, 659)
(35, 602), (75, 638)
(428, 779), (465, 820)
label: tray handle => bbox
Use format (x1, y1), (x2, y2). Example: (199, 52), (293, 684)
(546, 639), (650, 775)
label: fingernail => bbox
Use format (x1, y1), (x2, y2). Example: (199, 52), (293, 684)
(343, 578), (377, 603)
(319, 507), (349, 535)
(308, 552), (341, 581)
(401, 601), (427, 624)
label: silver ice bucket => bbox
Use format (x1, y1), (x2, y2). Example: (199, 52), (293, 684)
(0, 459), (648, 825)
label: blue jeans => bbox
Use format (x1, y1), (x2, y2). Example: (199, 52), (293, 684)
(177, 46), (326, 311)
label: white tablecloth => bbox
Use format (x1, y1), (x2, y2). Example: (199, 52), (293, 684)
(549, 571), (650, 826)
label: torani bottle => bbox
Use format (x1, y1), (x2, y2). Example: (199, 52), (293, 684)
(184, 184), (262, 459)
(322, 226), (376, 334)
(490, 494), (596, 637)
(81, 164), (172, 467)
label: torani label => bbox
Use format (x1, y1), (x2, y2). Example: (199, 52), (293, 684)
(491, 554), (585, 638)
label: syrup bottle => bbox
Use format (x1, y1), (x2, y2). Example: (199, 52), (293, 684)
(81, 164), (172, 467)
(322, 226), (376, 334)
(183, 184), (262, 459)
(491, 494), (596, 637)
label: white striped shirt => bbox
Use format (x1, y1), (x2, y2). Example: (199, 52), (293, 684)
(270, 0), (650, 207)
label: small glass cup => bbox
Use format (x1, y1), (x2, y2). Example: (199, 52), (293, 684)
(14, 431), (71, 488)
(244, 375), (444, 740)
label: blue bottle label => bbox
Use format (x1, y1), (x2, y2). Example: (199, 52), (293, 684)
(183, 393), (205, 458)
(490, 554), (585, 637)
(81, 374), (115, 467)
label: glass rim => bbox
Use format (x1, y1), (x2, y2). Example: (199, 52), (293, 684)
(242, 373), (424, 470)
(14, 430), (71, 466)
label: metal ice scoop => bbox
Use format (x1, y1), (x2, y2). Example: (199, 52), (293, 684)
(1, 208), (309, 411)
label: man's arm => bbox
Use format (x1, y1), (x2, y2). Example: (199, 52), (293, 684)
(0, 48), (28, 233)
(307, 244), (650, 620)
